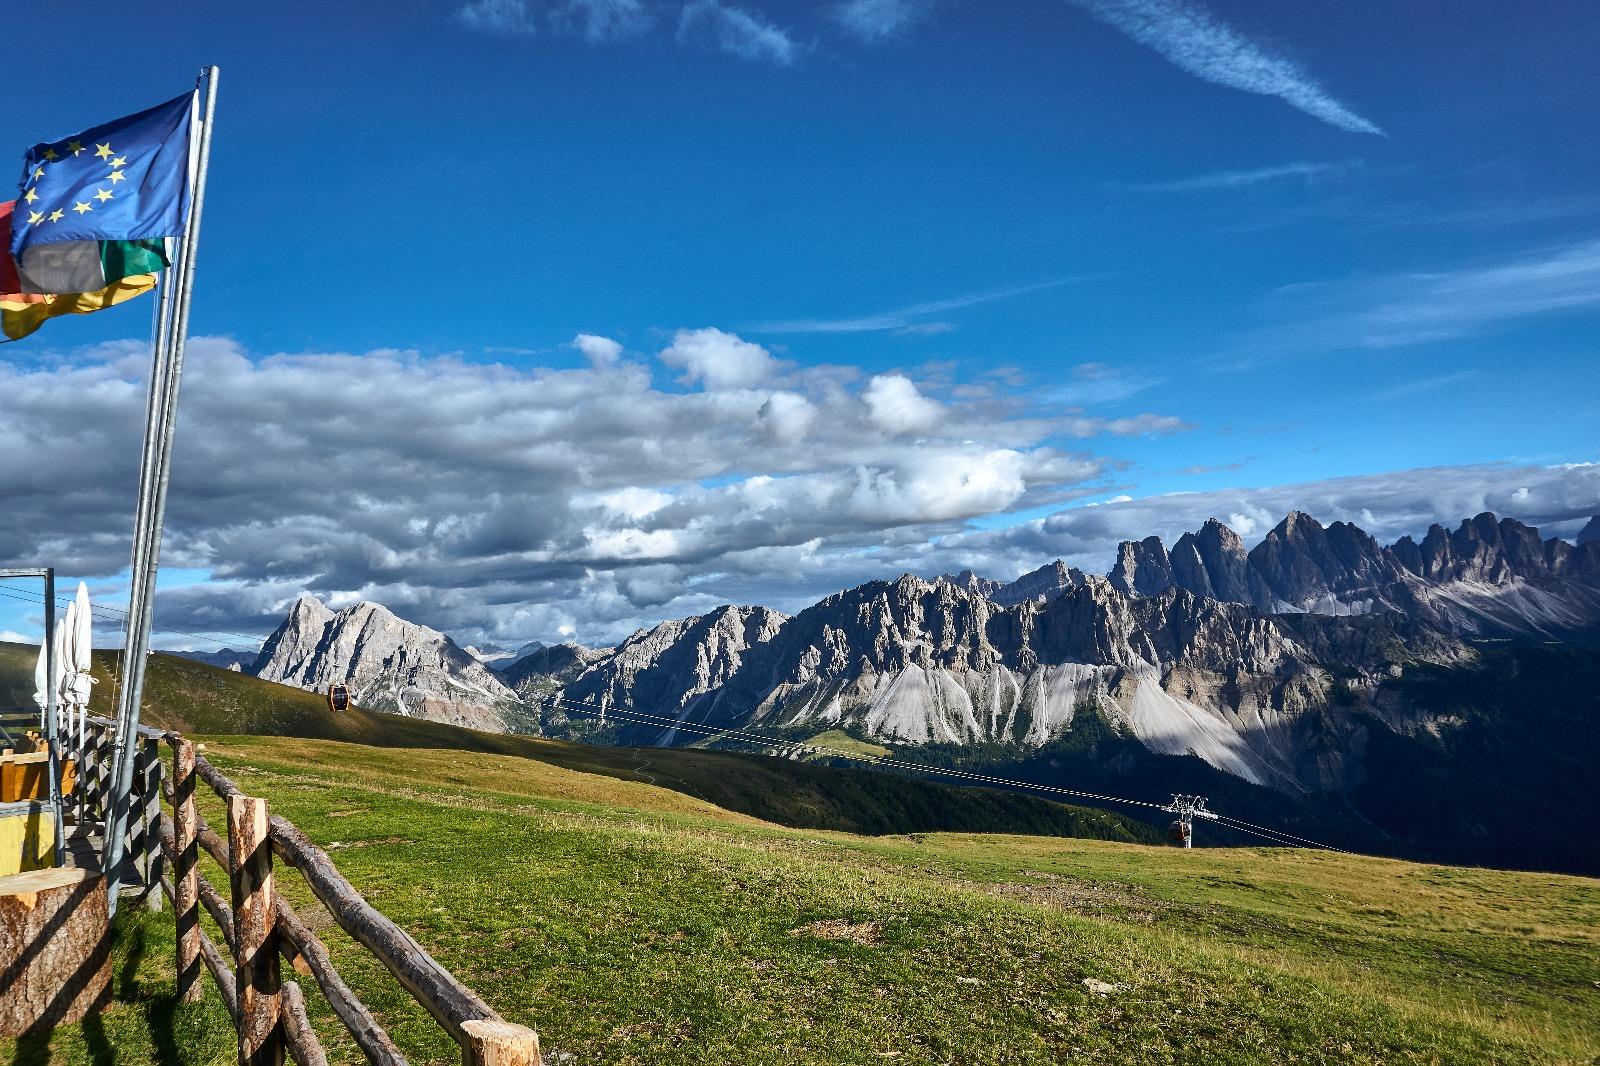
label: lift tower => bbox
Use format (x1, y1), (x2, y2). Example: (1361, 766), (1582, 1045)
(1164, 794), (1217, 848)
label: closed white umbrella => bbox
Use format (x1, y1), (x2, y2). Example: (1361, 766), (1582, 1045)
(32, 619), (64, 730)
(60, 583), (96, 759)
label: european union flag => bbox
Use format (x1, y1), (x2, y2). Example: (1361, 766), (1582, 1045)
(11, 92), (195, 259)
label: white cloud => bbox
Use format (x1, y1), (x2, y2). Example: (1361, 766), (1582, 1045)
(576, 486), (673, 519)
(756, 391), (816, 443)
(1050, 362), (1160, 405)
(454, 0), (540, 37)
(1262, 236), (1600, 351)
(548, 0), (654, 42)
(847, 450), (1029, 523)
(573, 333), (623, 367)
(751, 278), (1077, 334)
(1370, 370), (1480, 402)
(1071, 413), (1190, 437)
(1067, 0), (1384, 135)
(658, 327), (778, 389)
(1125, 160), (1354, 193)
(863, 373), (942, 434)
(677, 0), (799, 65)
(830, 0), (932, 43)
(3, 335), (1146, 647)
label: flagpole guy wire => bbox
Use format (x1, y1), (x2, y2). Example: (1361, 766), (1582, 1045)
(104, 65), (219, 914)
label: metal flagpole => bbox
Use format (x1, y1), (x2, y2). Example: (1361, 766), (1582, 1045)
(43, 568), (64, 866)
(103, 66), (219, 913)
(103, 186), (178, 840)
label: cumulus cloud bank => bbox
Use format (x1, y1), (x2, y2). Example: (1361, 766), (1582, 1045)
(2, 332), (1177, 646)
(10, 332), (1589, 651)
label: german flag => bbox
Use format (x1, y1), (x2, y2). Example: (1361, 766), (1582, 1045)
(0, 198), (159, 342)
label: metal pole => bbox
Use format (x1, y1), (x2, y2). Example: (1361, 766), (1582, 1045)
(104, 217), (177, 827)
(43, 568), (64, 866)
(105, 67), (219, 913)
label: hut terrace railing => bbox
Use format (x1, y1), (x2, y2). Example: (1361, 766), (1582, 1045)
(79, 716), (541, 1066)
(78, 715), (165, 908)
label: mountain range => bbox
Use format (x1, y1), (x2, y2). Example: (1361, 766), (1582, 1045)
(249, 593), (522, 731)
(209, 507), (1600, 872)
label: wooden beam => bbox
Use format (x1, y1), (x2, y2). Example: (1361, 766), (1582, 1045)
(197, 756), (243, 801)
(275, 897), (409, 1066)
(281, 980), (329, 1066)
(163, 810), (234, 963)
(462, 1019), (542, 1066)
(168, 814), (409, 1066)
(195, 754), (540, 1061)
(199, 925), (238, 1019)
(267, 815), (500, 1045)
(230, 794), (283, 1066)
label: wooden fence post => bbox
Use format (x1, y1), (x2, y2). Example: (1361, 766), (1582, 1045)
(98, 724), (114, 827)
(461, 1019), (542, 1066)
(128, 739), (163, 902)
(229, 793), (283, 1066)
(82, 724), (102, 824)
(172, 737), (203, 1003)
(141, 738), (164, 911)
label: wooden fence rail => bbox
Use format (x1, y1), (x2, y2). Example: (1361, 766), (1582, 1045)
(71, 723), (542, 1066)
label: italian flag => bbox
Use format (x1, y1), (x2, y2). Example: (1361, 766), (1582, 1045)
(0, 198), (164, 341)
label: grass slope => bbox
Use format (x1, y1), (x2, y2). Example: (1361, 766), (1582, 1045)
(6, 735), (1597, 1065)
(0, 643), (1156, 843)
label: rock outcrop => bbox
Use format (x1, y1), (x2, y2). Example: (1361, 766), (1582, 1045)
(252, 594), (518, 731)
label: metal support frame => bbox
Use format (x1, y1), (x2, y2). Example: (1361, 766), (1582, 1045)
(1, 566), (65, 866)
(103, 66), (220, 914)
(1164, 794), (1216, 849)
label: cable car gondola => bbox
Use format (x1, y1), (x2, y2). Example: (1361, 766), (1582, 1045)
(1168, 820), (1191, 844)
(327, 683), (350, 713)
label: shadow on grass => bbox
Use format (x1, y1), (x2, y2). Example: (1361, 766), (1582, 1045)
(5, 906), (233, 1066)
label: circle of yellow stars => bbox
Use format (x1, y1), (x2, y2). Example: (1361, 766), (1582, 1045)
(22, 139), (128, 227)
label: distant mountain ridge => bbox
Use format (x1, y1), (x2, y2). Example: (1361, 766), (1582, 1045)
(252, 593), (520, 731)
(1104, 510), (1600, 637)
(238, 508), (1599, 794)
(498, 507), (1597, 794)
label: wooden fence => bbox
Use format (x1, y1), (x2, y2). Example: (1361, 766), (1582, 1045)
(78, 718), (541, 1065)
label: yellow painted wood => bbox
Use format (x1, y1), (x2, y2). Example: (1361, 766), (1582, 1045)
(0, 806), (55, 877)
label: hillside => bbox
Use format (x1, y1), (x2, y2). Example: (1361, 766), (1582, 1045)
(0, 642), (1156, 843)
(7, 734), (1597, 1064)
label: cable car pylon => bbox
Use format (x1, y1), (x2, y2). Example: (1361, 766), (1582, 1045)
(1164, 794), (1217, 848)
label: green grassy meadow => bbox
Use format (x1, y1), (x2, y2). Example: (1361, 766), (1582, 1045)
(6, 731), (1598, 1065)
(3, 645), (1599, 1063)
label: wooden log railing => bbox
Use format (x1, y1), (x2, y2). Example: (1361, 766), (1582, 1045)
(152, 733), (541, 1066)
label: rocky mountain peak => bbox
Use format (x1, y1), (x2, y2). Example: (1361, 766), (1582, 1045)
(1277, 510), (1323, 539)
(290, 591), (334, 624)
(562, 603), (789, 714)
(1578, 515), (1600, 546)
(1109, 535), (1172, 597)
(1168, 518), (1251, 604)
(251, 592), (516, 731)
(991, 560), (1087, 606)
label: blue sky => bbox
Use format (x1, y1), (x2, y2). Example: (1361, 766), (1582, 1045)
(3, 0), (1598, 649)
